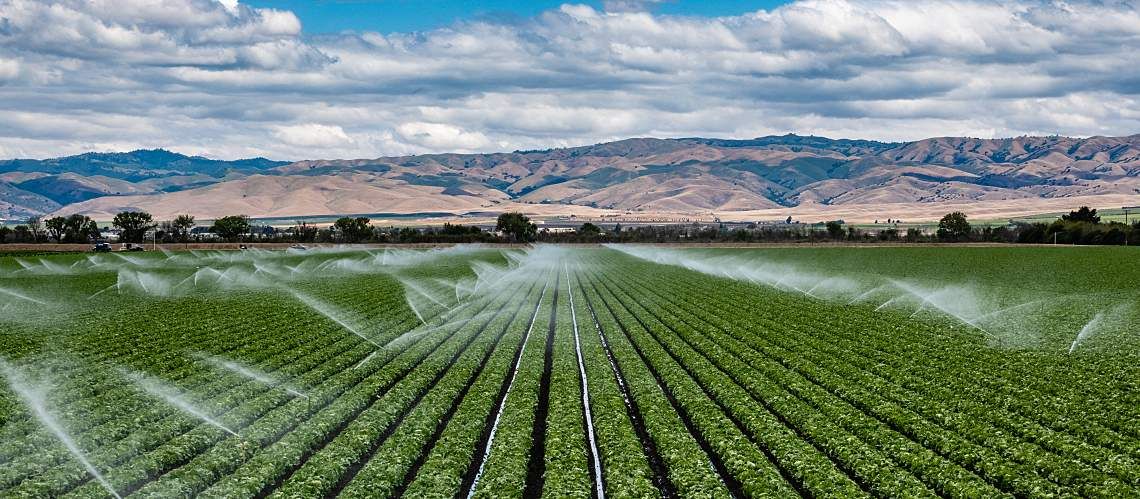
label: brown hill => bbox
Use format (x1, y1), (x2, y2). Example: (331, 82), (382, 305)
(11, 134), (1140, 222)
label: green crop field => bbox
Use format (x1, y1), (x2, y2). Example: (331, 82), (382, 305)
(0, 245), (1137, 498)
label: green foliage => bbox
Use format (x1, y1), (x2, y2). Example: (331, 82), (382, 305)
(113, 211), (155, 243)
(0, 247), (1136, 498)
(577, 222), (602, 236)
(825, 220), (844, 239)
(495, 212), (537, 242)
(936, 211), (971, 241)
(333, 217), (372, 243)
(1062, 206), (1100, 224)
(44, 214), (100, 243)
(167, 214), (196, 242)
(210, 215), (251, 242)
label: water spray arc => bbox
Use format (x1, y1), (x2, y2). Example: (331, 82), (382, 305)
(122, 369), (240, 437)
(290, 290), (381, 348)
(0, 360), (121, 499)
(195, 353), (308, 399)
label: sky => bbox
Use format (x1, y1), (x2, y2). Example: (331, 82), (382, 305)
(241, 1), (792, 34)
(0, 0), (1139, 160)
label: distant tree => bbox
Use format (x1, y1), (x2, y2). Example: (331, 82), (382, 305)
(291, 221), (318, 242)
(170, 214), (195, 242)
(440, 223), (483, 236)
(24, 216), (43, 242)
(825, 220), (844, 240)
(45, 214), (99, 243)
(44, 216), (66, 242)
(785, 216), (793, 224)
(211, 215), (251, 242)
(333, 216), (372, 243)
(0, 226), (11, 243)
(496, 212), (537, 242)
(612, 223), (622, 234)
(11, 225), (32, 243)
(937, 211), (972, 241)
(1062, 206), (1100, 224)
(577, 222), (602, 237)
(113, 211), (155, 243)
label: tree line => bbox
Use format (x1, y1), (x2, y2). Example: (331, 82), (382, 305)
(1, 207), (1137, 246)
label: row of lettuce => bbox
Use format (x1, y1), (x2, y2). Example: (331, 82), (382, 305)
(2, 248), (1138, 497)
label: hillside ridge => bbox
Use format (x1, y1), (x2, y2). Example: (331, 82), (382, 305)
(4, 134), (1139, 221)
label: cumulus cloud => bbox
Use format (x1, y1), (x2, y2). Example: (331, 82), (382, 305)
(0, 57), (19, 82)
(273, 123), (354, 148)
(396, 122), (491, 152)
(0, 0), (1138, 160)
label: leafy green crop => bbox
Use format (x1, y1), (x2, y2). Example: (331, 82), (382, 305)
(0, 245), (1135, 498)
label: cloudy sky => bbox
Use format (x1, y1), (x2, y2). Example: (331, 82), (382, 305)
(0, 0), (1138, 160)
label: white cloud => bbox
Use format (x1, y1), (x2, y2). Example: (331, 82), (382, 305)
(0, 58), (19, 82)
(395, 122), (491, 152)
(0, 0), (1138, 160)
(273, 123), (354, 148)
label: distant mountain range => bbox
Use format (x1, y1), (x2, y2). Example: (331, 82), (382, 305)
(3, 134), (1140, 222)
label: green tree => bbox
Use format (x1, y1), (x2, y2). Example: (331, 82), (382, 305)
(211, 215), (251, 242)
(937, 211), (972, 241)
(1062, 206), (1100, 224)
(825, 220), (844, 240)
(44, 216), (66, 242)
(170, 214), (195, 242)
(577, 222), (602, 236)
(291, 221), (318, 242)
(45, 214), (99, 243)
(12, 225), (32, 243)
(496, 212), (537, 242)
(113, 211), (155, 243)
(333, 216), (372, 243)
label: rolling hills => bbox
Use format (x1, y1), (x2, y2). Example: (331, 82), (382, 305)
(3, 134), (1140, 222)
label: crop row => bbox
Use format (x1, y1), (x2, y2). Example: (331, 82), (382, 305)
(597, 252), (1136, 497)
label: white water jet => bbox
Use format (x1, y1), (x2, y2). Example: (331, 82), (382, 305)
(1069, 311), (1108, 353)
(0, 287), (48, 306)
(383, 308), (494, 350)
(353, 352), (377, 370)
(848, 285), (886, 305)
(874, 296), (902, 312)
(123, 369), (239, 436)
(290, 291), (380, 348)
(398, 277), (450, 309)
(0, 360), (121, 498)
(974, 300), (1047, 324)
(405, 295), (428, 326)
(195, 354), (307, 398)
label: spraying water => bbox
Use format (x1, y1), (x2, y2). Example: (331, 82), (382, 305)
(405, 294), (428, 326)
(1069, 312), (1106, 353)
(0, 360), (121, 498)
(290, 291), (380, 348)
(383, 308), (492, 350)
(353, 352), (378, 370)
(123, 369), (239, 436)
(195, 354), (307, 398)
(0, 287), (48, 305)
